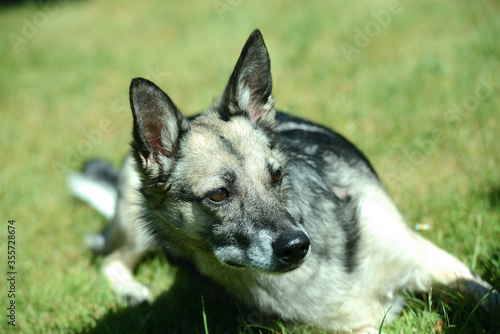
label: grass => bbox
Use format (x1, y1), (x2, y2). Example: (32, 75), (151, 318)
(1, 0), (499, 332)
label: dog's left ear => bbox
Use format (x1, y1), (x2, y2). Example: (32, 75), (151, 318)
(219, 29), (276, 129)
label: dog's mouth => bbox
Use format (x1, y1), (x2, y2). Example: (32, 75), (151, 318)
(276, 261), (303, 273)
(224, 261), (246, 268)
(223, 259), (305, 274)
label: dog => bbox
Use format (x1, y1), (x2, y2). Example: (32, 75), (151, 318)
(69, 29), (498, 333)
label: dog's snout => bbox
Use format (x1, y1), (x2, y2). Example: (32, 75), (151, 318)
(273, 231), (310, 264)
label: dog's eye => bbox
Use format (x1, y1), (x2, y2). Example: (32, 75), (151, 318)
(272, 168), (282, 184)
(207, 188), (229, 203)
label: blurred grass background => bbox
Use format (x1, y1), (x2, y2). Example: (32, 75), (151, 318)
(1, 0), (499, 333)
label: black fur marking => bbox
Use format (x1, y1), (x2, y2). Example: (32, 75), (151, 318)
(276, 112), (377, 177)
(258, 122), (279, 149)
(171, 179), (201, 203)
(217, 111), (231, 122)
(282, 130), (363, 273)
(336, 198), (360, 273)
(219, 169), (237, 185)
(229, 230), (252, 251)
(218, 135), (243, 161)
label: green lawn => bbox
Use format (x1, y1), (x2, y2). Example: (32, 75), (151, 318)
(1, 0), (499, 333)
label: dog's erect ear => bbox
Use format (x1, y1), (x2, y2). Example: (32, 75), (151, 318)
(220, 29), (276, 128)
(130, 78), (190, 179)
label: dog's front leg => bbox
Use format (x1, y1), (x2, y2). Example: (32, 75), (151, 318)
(101, 247), (153, 305)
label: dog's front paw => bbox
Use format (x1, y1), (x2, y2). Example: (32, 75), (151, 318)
(103, 261), (153, 305)
(113, 280), (153, 306)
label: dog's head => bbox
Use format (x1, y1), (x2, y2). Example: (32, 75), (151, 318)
(129, 30), (310, 273)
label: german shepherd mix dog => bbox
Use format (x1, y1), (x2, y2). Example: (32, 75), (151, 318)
(70, 30), (498, 333)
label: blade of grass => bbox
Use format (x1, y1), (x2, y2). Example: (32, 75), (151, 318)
(202, 296), (209, 334)
(458, 288), (494, 334)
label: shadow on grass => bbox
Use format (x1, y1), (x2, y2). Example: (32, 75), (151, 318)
(441, 289), (500, 334)
(441, 248), (500, 333)
(77, 268), (500, 334)
(78, 267), (273, 334)
(402, 288), (500, 334)
(76, 250), (500, 334)
(0, 0), (81, 8)
(485, 186), (500, 210)
(481, 246), (500, 292)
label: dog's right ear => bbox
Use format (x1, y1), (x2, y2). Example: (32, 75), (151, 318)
(129, 78), (190, 180)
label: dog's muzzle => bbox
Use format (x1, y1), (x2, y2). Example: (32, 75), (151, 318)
(272, 230), (310, 265)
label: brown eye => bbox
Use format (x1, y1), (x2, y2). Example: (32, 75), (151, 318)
(208, 188), (229, 203)
(272, 168), (282, 184)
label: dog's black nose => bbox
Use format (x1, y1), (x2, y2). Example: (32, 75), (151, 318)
(273, 231), (310, 264)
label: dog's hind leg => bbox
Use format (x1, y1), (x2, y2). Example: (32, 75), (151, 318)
(359, 183), (498, 321)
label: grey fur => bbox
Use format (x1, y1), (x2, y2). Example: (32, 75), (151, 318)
(71, 29), (498, 332)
